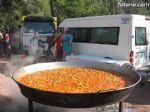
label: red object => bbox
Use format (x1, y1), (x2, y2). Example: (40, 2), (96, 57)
(130, 50), (134, 65)
(55, 35), (62, 49)
(5, 34), (10, 42)
(55, 35), (62, 58)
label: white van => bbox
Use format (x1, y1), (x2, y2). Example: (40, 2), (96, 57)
(59, 14), (150, 80)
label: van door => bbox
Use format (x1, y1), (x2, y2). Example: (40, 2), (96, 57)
(134, 27), (147, 67)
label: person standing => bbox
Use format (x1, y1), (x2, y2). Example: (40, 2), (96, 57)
(5, 29), (11, 57)
(5, 30), (11, 49)
(2, 29), (11, 57)
(62, 28), (73, 60)
(30, 32), (39, 56)
(53, 30), (63, 61)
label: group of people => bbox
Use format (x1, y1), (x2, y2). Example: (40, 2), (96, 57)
(0, 28), (11, 57)
(29, 28), (73, 62)
(54, 28), (73, 61)
(0, 27), (73, 61)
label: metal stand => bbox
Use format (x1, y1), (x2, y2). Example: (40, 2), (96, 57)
(28, 99), (33, 112)
(28, 99), (124, 112)
(119, 100), (124, 112)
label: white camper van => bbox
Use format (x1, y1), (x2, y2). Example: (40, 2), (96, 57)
(59, 14), (150, 79)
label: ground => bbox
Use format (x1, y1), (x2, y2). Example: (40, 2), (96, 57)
(0, 56), (150, 112)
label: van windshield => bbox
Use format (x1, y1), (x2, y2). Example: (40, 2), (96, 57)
(135, 27), (147, 45)
(24, 21), (54, 33)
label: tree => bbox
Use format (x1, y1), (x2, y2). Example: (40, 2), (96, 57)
(0, 0), (150, 29)
(117, 0), (150, 15)
(0, 0), (48, 28)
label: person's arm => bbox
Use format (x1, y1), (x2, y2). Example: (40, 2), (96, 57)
(30, 38), (33, 45)
(69, 34), (73, 45)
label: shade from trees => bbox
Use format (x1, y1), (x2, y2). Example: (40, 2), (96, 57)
(0, 0), (150, 29)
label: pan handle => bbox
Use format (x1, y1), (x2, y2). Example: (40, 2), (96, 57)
(8, 72), (13, 78)
(97, 89), (116, 93)
(7, 72), (15, 81)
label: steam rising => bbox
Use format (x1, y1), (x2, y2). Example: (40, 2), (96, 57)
(0, 32), (57, 111)
(0, 47), (136, 111)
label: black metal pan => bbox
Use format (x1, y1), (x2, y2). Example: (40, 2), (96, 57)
(10, 62), (141, 108)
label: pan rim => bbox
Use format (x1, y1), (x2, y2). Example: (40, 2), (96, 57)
(12, 62), (141, 95)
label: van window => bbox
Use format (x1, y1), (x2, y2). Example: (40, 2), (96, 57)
(90, 27), (119, 45)
(70, 28), (88, 42)
(135, 27), (147, 45)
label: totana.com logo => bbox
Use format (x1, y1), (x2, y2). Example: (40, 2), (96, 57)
(117, 2), (150, 7)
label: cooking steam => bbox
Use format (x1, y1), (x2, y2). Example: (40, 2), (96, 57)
(0, 33), (136, 112)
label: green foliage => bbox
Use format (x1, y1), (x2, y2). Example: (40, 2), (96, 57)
(117, 0), (149, 15)
(41, 0), (51, 16)
(0, 0), (51, 29)
(0, 0), (150, 29)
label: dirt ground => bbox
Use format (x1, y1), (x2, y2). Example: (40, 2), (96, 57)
(0, 57), (150, 112)
(126, 82), (150, 112)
